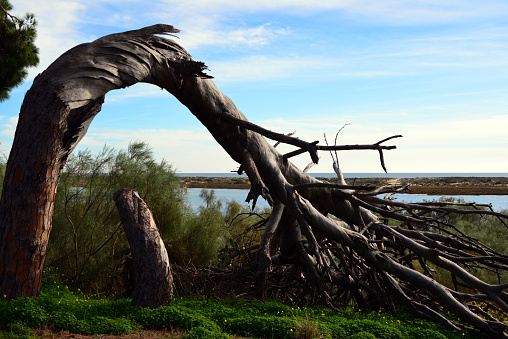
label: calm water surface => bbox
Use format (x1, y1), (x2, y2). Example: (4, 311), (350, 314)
(186, 188), (508, 212)
(178, 173), (508, 178)
(181, 173), (508, 211)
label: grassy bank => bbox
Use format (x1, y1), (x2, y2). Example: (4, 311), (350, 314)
(0, 278), (483, 339)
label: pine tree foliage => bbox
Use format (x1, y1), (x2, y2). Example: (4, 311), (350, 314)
(0, 0), (39, 101)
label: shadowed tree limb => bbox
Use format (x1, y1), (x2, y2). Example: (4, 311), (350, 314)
(1, 25), (507, 337)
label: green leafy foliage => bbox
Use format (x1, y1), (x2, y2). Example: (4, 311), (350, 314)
(0, 277), (483, 338)
(0, 0), (39, 101)
(225, 315), (295, 338)
(51, 312), (136, 335)
(340, 320), (403, 339)
(183, 326), (230, 339)
(46, 142), (239, 296)
(415, 197), (508, 287)
(0, 297), (48, 327)
(48, 142), (189, 294)
(47, 143), (184, 293)
(131, 305), (220, 332)
(347, 332), (377, 339)
(179, 189), (229, 266)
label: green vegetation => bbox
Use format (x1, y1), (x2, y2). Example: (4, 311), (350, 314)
(0, 276), (482, 338)
(0, 0), (39, 102)
(432, 197), (508, 256)
(0, 143), (506, 337)
(48, 143), (186, 294)
(414, 197), (508, 288)
(46, 142), (259, 296)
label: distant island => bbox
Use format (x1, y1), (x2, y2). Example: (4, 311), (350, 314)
(179, 176), (508, 195)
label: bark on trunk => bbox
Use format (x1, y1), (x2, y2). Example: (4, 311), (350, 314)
(0, 24), (209, 299)
(113, 188), (173, 308)
(0, 24), (507, 337)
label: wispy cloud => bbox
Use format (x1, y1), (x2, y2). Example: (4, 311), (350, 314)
(13, 0), (508, 84)
(4, 0), (508, 174)
(337, 0), (508, 24)
(253, 114), (508, 173)
(0, 116), (19, 137)
(178, 20), (289, 50)
(14, 0), (89, 78)
(78, 127), (237, 172)
(77, 113), (508, 173)
(207, 55), (341, 82)
(155, 0), (508, 24)
(106, 83), (168, 102)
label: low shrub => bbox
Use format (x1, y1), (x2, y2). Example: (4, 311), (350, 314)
(183, 326), (229, 339)
(0, 278), (483, 339)
(87, 316), (137, 335)
(348, 331), (377, 339)
(131, 305), (220, 332)
(0, 297), (48, 327)
(51, 311), (88, 334)
(6, 322), (32, 337)
(225, 315), (295, 339)
(341, 319), (403, 339)
(405, 328), (447, 339)
(51, 311), (137, 335)
(294, 315), (322, 339)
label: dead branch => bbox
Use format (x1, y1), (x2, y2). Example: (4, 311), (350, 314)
(2, 24), (508, 337)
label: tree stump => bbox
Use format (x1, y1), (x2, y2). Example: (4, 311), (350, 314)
(113, 188), (173, 308)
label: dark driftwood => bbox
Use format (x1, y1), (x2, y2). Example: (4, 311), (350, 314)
(113, 188), (173, 308)
(0, 24), (507, 336)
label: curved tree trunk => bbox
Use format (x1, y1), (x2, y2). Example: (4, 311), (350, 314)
(0, 25), (507, 337)
(0, 25), (209, 299)
(113, 188), (173, 308)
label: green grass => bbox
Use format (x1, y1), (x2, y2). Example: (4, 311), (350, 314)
(0, 278), (484, 339)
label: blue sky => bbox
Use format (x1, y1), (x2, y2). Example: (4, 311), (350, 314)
(2, 0), (508, 173)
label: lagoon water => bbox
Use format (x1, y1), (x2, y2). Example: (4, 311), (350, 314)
(186, 188), (508, 212)
(178, 172), (508, 178)
(181, 173), (508, 212)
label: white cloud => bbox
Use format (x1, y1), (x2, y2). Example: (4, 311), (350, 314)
(11, 0), (508, 88)
(0, 116), (19, 137)
(4, 0), (507, 175)
(78, 128), (238, 172)
(77, 114), (508, 173)
(207, 55), (340, 82)
(13, 0), (89, 79)
(105, 83), (168, 102)
(156, 0), (508, 24)
(177, 20), (289, 50)
(252, 115), (508, 173)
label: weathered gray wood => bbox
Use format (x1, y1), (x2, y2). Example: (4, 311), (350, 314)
(255, 200), (284, 301)
(0, 24), (208, 300)
(0, 24), (507, 337)
(113, 188), (173, 308)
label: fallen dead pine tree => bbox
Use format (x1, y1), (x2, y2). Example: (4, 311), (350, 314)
(0, 24), (507, 337)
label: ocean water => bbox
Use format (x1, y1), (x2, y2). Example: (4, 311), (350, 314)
(186, 188), (508, 212)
